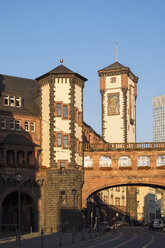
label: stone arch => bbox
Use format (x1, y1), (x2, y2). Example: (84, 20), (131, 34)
(0, 186), (38, 231)
(82, 178), (165, 208)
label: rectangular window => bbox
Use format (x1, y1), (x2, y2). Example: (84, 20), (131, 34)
(16, 120), (21, 131)
(57, 133), (62, 146)
(60, 162), (66, 168)
(111, 77), (116, 83)
(60, 191), (66, 204)
(25, 121), (29, 131)
(30, 121), (35, 132)
(0, 118), (6, 129)
(57, 103), (62, 117)
(3, 95), (9, 106)
(63, 105), (68, 119)
(63, 135), (68, 148)
(10, 119), (15, 130)
(9, 96), (15, 106)
(15, 97), (21, 107)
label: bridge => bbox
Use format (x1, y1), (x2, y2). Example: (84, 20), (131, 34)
(82, 142), (165, 208)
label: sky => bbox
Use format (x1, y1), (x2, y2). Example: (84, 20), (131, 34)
(0, 0), (165, 142)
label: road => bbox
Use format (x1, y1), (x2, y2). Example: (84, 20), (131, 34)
(73, 227), (165, 248)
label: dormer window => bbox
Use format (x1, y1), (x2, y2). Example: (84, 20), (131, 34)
(3, 95), (22, 107)
(15, 97), (21, 107)
(3, 96), (9, 106)
(10, 96), (15, 106)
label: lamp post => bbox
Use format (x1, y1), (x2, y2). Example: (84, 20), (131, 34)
(15, 170), (24, 247)
(72, 189), (77, 242)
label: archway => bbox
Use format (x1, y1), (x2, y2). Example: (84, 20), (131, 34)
(2, 191), (36, 231)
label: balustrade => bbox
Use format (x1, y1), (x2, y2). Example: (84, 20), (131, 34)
(84, 142), (165, 151)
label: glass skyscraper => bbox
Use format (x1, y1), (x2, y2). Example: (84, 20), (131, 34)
(153, 95), (165, 142)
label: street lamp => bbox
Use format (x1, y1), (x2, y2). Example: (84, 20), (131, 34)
(72, 189), (77, 211)
(15, 170), (24, 247)
(72, 189), (77, 243)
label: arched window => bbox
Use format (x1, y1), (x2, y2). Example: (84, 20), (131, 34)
(84, 156), (93, 168)
(99, 156), (112, 168)
(157, 156), (165, 167)
(118, 156), (131, 167)
(137, 156), (150, 167)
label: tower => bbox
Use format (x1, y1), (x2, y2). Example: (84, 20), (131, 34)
(98, 62), (138, 143)
(36, 61), (87, 231)
(153, 94), (165, 142)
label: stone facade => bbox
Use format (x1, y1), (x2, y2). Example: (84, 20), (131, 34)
(98, 62), (138, 143)
(1, 60), (165, 232)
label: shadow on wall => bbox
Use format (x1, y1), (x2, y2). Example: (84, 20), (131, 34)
(83, 189), (139, 227)
(0, 74), (42, 233)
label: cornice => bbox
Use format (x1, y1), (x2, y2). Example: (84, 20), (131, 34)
(99, 69), (138, 84)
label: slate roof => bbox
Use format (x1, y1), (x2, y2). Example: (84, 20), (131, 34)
(0, 74), (40, 116)
(1, 134), (39, 146)
(83, 121), (105, 143)
(36, 64), (87, 82)
(99, 62), (129, 72)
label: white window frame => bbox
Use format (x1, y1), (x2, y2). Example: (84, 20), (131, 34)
(137, 156), (150, 167)
(10, 119), (15, 130)
(157, 156), (165, 167)
(0, 118), (6, 130)
(16, 120), (21, 131)
(118, 156), (131, 167)
(84, 156), (93, 168)
(25, 121), (29, 131)
(15, 96), (21, 107)
(99, 156), (112, 167)
(30, 121), (35, 132)
(9, 96), (15, 107)
(3, 95), (9, 106)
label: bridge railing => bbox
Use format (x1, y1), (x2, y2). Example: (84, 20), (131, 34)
(84, 142), (165, 151)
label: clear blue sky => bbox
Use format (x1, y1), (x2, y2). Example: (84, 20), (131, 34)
(1, 0), (165, 142)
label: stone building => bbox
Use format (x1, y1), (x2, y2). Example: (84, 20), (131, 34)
(0, 60), (140, 231)
(0, 61), (87, 232)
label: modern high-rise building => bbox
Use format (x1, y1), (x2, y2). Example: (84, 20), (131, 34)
(153, 94), (165, 142)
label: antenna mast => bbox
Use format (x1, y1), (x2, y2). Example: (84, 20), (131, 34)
(115, 42), (118, 62)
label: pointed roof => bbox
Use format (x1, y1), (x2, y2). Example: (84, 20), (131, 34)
(0, 74), (40, 116)
(36, 64), (87, 82)
(99, 62), (129, 72)
(98, 61), (138, 82)
(49, 64), (74, 74)
(1, 134), (39, 146)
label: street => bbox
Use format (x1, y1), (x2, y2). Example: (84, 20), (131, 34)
(74, 227), (165, 248)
